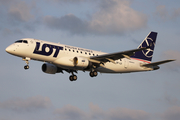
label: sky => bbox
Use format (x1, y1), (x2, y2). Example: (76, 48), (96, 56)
(0, 0), (180, 120)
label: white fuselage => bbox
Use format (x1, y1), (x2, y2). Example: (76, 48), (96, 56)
(6, 38), (153, 74)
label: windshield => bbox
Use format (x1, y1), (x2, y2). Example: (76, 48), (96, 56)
(15, 40), (28, 44)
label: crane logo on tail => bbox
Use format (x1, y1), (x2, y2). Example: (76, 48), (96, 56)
(141, 37), (155, 58)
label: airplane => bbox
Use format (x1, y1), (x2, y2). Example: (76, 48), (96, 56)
(6, 31), (175, 81)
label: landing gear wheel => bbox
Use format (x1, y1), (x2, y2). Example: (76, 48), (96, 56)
(90, 71), (98, 77)
(69, 75), (74, 81)
(69, 75), (77, 81)
(73, 75), (77, 81)
(93, 71), (98, 76)
(90, 72), (94, 77)
(24, 65), (29, 70)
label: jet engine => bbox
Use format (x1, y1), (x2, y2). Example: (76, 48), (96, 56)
(73, 57), (91, 70)
(42, 63), (62, 74)
(53, 56), (91, 70)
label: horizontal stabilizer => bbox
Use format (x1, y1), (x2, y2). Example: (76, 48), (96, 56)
(142, 59), (175, 67)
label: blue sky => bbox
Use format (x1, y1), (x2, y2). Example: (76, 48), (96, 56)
(0, 0), (180, 120)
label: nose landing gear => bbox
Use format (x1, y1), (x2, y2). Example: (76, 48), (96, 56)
(23, 57), (30, 70)
(24, 65), (29, 70)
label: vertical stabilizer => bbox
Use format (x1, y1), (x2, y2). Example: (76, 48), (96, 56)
(131, 32), (158, 63)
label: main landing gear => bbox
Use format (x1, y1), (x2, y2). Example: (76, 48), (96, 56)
(69, 70), (98, 81)
(69, 72), (77, 81)
(89, 71), (98, 77)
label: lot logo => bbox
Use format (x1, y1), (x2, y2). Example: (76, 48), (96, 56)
(33, 42), (63, 57)
(141, 37), (154, 58)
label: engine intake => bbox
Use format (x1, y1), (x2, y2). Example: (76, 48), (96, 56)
(73, 57), (90, 70)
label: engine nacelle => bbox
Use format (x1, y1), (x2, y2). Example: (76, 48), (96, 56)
(53, 56), (91, 70)
(73, 57), (90, 70)
(42, 63), (58, 74)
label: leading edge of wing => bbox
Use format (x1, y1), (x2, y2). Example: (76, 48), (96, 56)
(89, 47), (148, 63)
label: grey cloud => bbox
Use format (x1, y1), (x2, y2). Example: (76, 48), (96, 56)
(0, 96), (52, 112)
(44, 14), (89, 35)
(161, 106), (180, 120)
(106, 108), (149, 120)
(0, 0), (12, 4)
(163, 50), (180, 71)
(155, 5), (180, 21)
(50, 0), (85, 3)
(54, 104), (87, 120)
(164, 93), (180, 106)
(44, 0), (147, 35)
(155, 5), (167, 21)
(0, 0), (40, 35)
(54, 103), (150, 120)
(8, 1), (34, 22)
(89, 0), (147, 35)
(172, 8), (180, 19)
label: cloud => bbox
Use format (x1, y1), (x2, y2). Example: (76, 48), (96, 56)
(50, 0), (85, 3)
(0, 96), (52, 112)
(44, 14), (88, 35)
(89, 0), (147, 35)
(163, 50), (180, 71)
(54, 104), (87, 120)
(44, 0), (147, 35)
(8, 1), (34, 22)
(161, 106), (180, 120)
(54, 103), (149, 120)
(0, 0), (40, 35)
(158, 92), (180, 107)
(155, 5), (180, 21)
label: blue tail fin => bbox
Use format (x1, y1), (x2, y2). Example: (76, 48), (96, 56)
(131, 32), (158, 63)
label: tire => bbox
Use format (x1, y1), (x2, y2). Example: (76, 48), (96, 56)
(73, 75), (77, 81)
(24, 65), (29, 70)
(69, 76), (74, 81)
(93, 71), (98, 76)
(90, 72), (94, 77)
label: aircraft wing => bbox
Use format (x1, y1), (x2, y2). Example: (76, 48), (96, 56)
(142, 59), (175, 67)
(89, 47), (148, 64)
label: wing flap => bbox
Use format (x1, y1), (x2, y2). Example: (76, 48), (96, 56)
(142, 59), (175, 67)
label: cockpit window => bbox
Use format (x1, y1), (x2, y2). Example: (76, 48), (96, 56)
(15, 40), (28, 44)
(15, 40), (23, 43)
(23, 40), (28, 43)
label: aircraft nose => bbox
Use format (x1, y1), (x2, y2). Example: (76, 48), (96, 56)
(5, 45), (15, 54)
